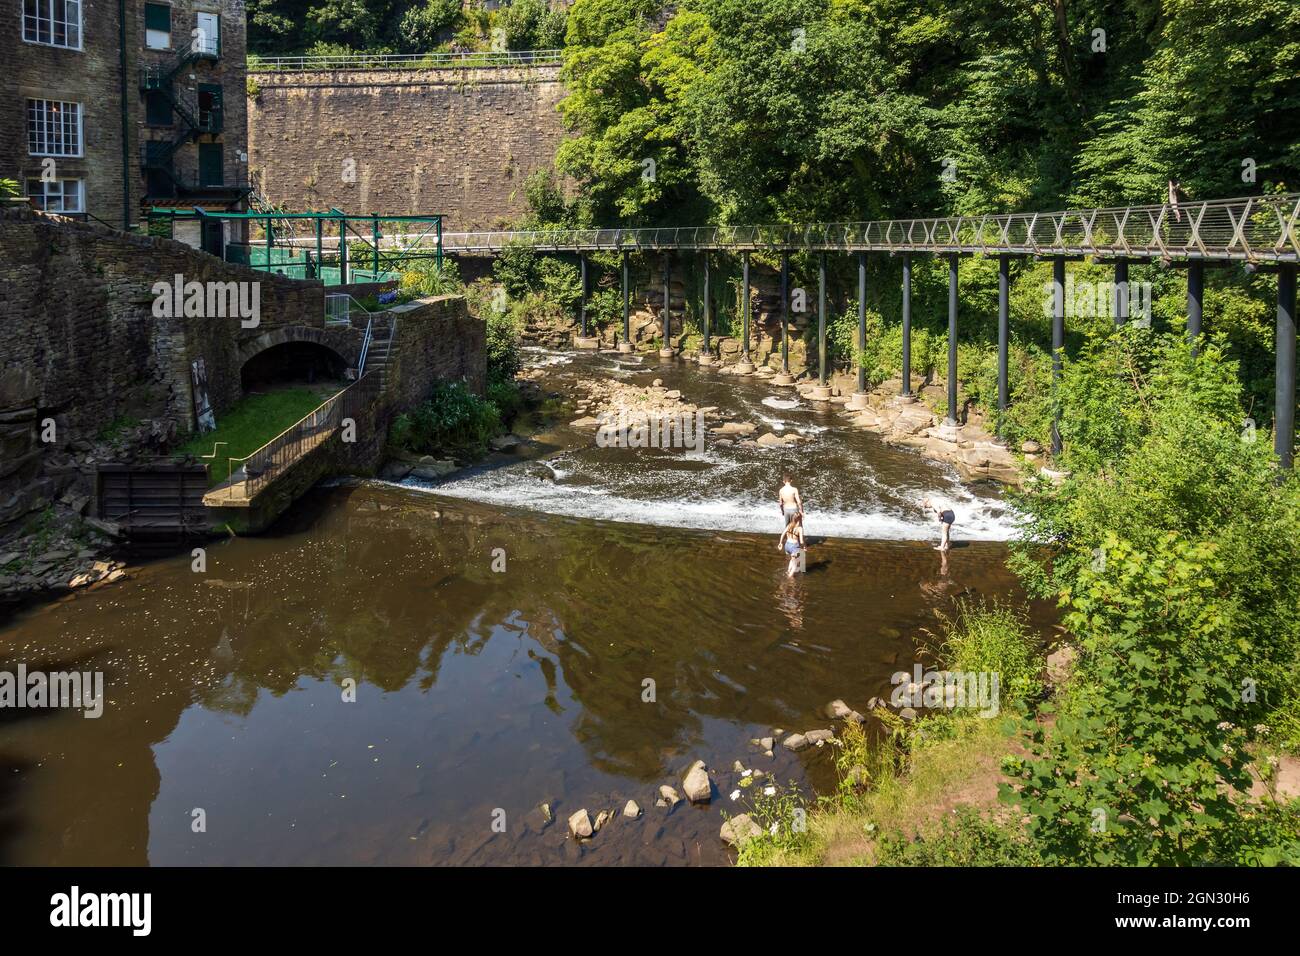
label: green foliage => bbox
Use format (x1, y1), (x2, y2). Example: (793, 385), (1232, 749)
(936, 600), (1044, 707)
(388, 381), (502, 457)
(499, 0), (567, 51)
(399, 257), (464, 298)
(0, 178), (20, 199)
(1001, 534), (1258, 865)
(397, 0), (463, 53)
(876, 807), (1040, 866)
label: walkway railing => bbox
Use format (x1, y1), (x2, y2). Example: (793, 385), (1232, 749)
(210, 374), (378, 502)
(248, 49), (563, 73)
(439, 194), (1300, 262)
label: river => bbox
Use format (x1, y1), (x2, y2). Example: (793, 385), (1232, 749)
(0, 350), (1050, 866)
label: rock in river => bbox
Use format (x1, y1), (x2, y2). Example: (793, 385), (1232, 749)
(568, 809), (593, 839)
(782, 733), (809, 752)
(720, 814), (763, 847)
(658, 784), (682, 807)
(623, 800), (642, 819)
(682, 760), (712, 803)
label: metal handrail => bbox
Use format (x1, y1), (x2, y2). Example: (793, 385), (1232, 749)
(248, 49), (563, 73)
(217, 373), (377, 500)
(432, 193), (1300, 263)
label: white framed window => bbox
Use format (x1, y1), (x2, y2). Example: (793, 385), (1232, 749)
(25, 178), (84, 214)
(22, 0), (82, 50)
(145, 2), (172, 49)
(27, 99), (82, 157)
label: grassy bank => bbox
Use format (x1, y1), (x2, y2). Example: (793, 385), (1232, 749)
(176, 386), (336, 485)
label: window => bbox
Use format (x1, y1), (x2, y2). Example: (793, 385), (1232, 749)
(25, 178), (84, 214)
(27, 99), (82, 157)
(145, 3), (171, 49)
(22, 0), (81, 49)
(146, 91), (173, 126)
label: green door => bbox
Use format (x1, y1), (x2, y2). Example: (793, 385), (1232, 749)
(198, 143), (223, 186)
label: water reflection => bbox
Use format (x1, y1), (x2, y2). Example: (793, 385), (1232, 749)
(0, 485), (1053, 866)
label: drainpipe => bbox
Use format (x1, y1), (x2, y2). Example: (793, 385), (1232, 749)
(119, 0), (132, 228)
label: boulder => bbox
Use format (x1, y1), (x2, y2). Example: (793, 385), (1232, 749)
(658, 784), (682, 806)
(805, 728), (834, 745)
(568, 809), (593, 839)
(1046, 644), (1076, 686)
(682, 760), (712, 803)
(720, 813), (764, 847)
(410, 457), (457, 480)
(623, 800), (642, 819)
(782, 733), (809, 752)
(824, 699), (853, 719)
(755, 432), (784, 447)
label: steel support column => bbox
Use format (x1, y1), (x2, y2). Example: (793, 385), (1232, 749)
(946, 253), (958, 425)
(1114, 258), (1129, 326)
(700, 253), (712, 364)
(901, 253), (913, 396)
(997, 254), (1009, 434)
(1187, 259), (1203, 353)
(660, 253), (672, 357)
(856, 252), (867, 395)
(1052, 256), (1066, 457)
(818, 253), (828, 386)
(579, 253), (588, 338)
(737, 251), (755, 373)
(620, 252), (630, 349)
(780, 253), (790, 373)
(1277, 264), (1297, 469)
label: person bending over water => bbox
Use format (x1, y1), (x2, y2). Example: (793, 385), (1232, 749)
(778, 474), (803, 531)
(778, 511), (808, 578)
(921, 498), (955, 551)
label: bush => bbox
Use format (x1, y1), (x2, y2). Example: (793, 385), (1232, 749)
(388, 381), (501, 457)
(937, 600), (1045, 707)
(876, 807), (1040, 866)
(397, 0), (462, 53)
(400, 258), (463, 298)
(1001, 535), (1257, 865)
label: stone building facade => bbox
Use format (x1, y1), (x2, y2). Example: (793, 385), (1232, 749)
(247, 64), (568, 229)
(2, 0), (250, 235)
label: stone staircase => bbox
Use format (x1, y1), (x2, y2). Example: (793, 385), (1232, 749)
(362, 316), (397, 391)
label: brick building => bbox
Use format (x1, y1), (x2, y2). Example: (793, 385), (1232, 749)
(3, 0), (250, 246)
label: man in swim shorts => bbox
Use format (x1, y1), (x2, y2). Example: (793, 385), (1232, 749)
(922, 497), (955, 551)
(778, 474), (803, 532)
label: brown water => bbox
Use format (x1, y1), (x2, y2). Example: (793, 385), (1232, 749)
(0, 352), (1051, 867)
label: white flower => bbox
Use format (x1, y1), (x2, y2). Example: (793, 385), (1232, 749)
(763, 786), (776, 796)
(741, 769), (752, 778)
(729, 789), (741, 801)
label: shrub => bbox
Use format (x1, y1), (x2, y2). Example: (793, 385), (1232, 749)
(388, 381), (501, 457)
(876, 807), (1040, 866)
(937, 600), (1045, 707)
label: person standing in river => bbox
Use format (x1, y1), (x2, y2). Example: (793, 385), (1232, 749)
(778, 511), (808, 578)
(922, 497), (955, 551)
(778, 474), (803, 532)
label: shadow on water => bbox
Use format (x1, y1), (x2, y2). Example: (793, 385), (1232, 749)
(0, 481), (1055, 866)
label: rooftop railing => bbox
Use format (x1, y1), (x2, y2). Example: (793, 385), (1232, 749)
(248, 49), (563, 73)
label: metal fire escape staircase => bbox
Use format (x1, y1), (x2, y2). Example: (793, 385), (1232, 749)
(139, 36), (222, 193)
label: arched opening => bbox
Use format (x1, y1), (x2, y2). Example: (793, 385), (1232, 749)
(240, 341), (347, 394)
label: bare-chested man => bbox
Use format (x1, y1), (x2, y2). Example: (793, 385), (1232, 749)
(778, 474), (803, 532)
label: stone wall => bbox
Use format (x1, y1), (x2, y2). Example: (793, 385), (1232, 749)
(0, 203), (325, 528)
(387, 295), (486, 408)
(247, 65), (568, 229)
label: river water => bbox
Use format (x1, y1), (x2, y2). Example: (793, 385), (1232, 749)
(0, 350), (1049, 866)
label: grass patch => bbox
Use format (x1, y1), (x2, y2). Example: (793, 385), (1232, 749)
(176, 387), (335, 485)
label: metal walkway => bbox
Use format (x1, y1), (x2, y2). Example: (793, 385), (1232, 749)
(441, 194), (1300, 263)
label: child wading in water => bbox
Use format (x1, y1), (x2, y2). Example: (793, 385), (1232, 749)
(778, 511), (808, 578)
(922, 498), (955, 551)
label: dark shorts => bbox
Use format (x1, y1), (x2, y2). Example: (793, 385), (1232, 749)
(940, 510), (955, 525)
